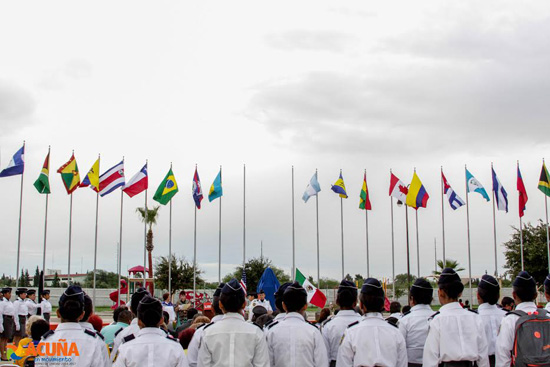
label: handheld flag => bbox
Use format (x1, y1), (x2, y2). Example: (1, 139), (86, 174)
(295, 268), (327, 308)
(466, 169), (490, 201)
(57, 154), (81, 194)
(0, 145), (24, 177)
(538, 162), (550, 197)
(97, 161), (125, 197)
(442, 172), (465, 210)
(517, 165), (528, 218)
(359, 172), (372, 210)
(192, 168), (203, 209)
(406, 172), (429, 209)
(153, 168), (178, 205)
(491, 168), (508, 212)
(208, 169), (223, 202)
(331, 171), (348, 198)
(123, 163), (148, 198)
(80, 159), (100, 190)
(302, 171), (321, 203)
(389, 173), (408, 203)
(33, 152), (51, 194)
(240, 268), (247, 294)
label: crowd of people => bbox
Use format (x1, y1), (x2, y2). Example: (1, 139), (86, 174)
(0, 268), (549, 366)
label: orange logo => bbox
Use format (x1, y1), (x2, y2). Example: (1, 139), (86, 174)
(7, 340), (79, 360)
(534, 331), (541, 339)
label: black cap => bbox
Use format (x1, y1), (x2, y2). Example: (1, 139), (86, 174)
(258, 289), (265, 294)
(283, 281), (307, 297)
(275, 282), (292, 299)
(16, 287), (28, 295)
(513, 271), (536, 292)
(41, 290), (50, 296)
(338, 279), (357, 294)
(544, 274), (550, 288)
(253, 305), (268, 316)
(27, 289), (36, 296)
(410, 278), (433, 298)
(361, 278), (384, 296)
(222, 279), (244, 295)
(59, 285), (85, 306)
(137, 295), (163, 317)
(479, 275), (500, 290)
(1, 287), (12, 294)
(438, 268), (461, 285)
(213, 283), (225, 298)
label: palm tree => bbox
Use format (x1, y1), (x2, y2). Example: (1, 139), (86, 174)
(433, 259), (465, 276)
(136, 205), (161, 279)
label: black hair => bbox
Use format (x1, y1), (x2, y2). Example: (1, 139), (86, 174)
(255, 314), (274, 328)
(130, 290), (149, 315)
(283, 290), (307, 313)
(219, 291), (246, 313)
(275, 294), (284, 313)
(112, 306), (127, 323)
(163, 311), (169, 325)
(137, 296), (163, 327)
(513, 286), (537, 303)
(186, 308), (199, 320)
(402, 305), (411, 314)
(163, 293), (170, 301)
(386, 316), (399, 327)
(478, 287), (499, 305)
(117, 310), (133, 324)
(359, 293), (385, 313)
(439, 282), (464, 300)
(336, 288), (357, 309)
(31, 319), (50, 341)
(410, 290), (433, 305)
(389, 301), (401, 314)
(81, 295), (93, 322)
(501, 296), (515, 308)
(59, 299), (84, 322)
(212, 297), (223, 315)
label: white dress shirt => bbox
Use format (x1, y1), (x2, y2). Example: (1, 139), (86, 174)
(197, 312), (269, 367)
(495, 301), (539, 367)
(187, 314), (224, 367)
(477, 303), (506, 357)
(114, 327), (189, 367)
(41, 298), (52, 314)
(2, 298), (14, 317)
(255, 299), (272, 312)
(163, 302), (177, 324)
(25, 298), (39, 316)
(0, 297), (4, 333)
(322, 310), (362, 362)
(35, 322), (110, 367)
(111, 318), (140, 362)
(266, 312), (328, 367)
(337, 312), (407, 367)
(13, 297), (28, 331)
(398, 303), (435, 364)
(422, 302), (489, 367)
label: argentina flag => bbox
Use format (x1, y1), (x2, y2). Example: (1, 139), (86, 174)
(492, 168), (508, 212)
(442, 172), (465, 210)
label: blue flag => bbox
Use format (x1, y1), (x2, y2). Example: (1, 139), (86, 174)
(302, 172), (321, 203)
(208, 170), (223, 202)
(492, 168), (508, 212)
(466, 169), (490, 201)
(0, 145), (25, 177)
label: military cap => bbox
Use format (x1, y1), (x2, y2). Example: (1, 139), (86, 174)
(438, 268), (461, 285)
(137, 295), (163, 315)
(360, 278), (384, 297)
(59, 285), (85, 306)
(479, 275), (499, 290)
(222, 279), (244, 295)
(1, 287), (12, 294)
(213, 283), (225, 298)
(41, 289), (50, 296)
(274, 282), (292, 299)
(512, 271), (536, 292)
(27, 289), (36, 296)
(544, 274), (550, 288)
(338, 279), (357, 294)
(410, 278), (433, 298)
(16, 287), (28, 295)
(283, 281), (307, 297)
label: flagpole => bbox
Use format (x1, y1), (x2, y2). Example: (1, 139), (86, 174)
(92, 154), (100, 311)
(316, 174), (320, 288)
(517, 160), (525, 272)
(117, 185), (124, 307)
(390, 193), (396, 300)
(291, 166), (296, 280)
(365, 170), (370, 278)
(545, 191), (550, 274)
(491, 163), (498, 277)
(143, 186), (148, 289)
(218, 165), (222, 284)
(243, 164), (246, 271)
(41, 146), (50, 287)
(405, 203), (411, 293)
(464, 165), (473, 305)
(68, 192), (73, 285)
(440, 167), (446, 264)
(193, 199), (197, 306)
(15, 141), (25, 287)
(340, 169), (345, 280)
(434, 238), (437, 275)
(415, 209), (420, 277)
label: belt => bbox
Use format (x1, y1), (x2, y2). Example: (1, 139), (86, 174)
(3, 315), (13, 318)
(439, 362), (477, 367)
(409, 364), (422, 367)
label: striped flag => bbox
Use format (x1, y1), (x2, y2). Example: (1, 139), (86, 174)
(123, 163), (148, 198)
(517, 165), (528, 218)
(491, 168), (508, 212)
(97, 161), (125, 197)
(240, 268), (247, 294)
(442, 172), (465, 210)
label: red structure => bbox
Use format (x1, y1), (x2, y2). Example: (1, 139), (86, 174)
(109, 279), (128, 309)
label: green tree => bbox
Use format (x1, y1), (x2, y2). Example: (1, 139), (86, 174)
(33, 266), (40, 287)
(354, 274), (364, 287)
(83, 270), (126, 288)
(318, 278), (340, 289)
(136, 205), (161, 279)
(154, 254), (203, 294)
(504, 220), (549, 284)
(52, 272), (60, 287)
(223, 257), (290, 293)
(432, 259), (465, 276)
(24, 269), (31, 287)
(391, 273), (418, 299)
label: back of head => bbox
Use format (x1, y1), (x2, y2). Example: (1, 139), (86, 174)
(26, 315), (43, 336)
(360, 278), (385, 313)
(163, 293), (170, 302)
(283, 282), (308, 313)
(88, 314), (104, 332)
(117, 310), (133, 325)
(178, 328), (196, 349)
(163, 311), (169, 325)
(544, 274), (550, 295)
(501, 296), (515, 308)
(186, 308), (199, 320)
(137, 295), (163, 328)
(212, 283), (225, 315)
(438, 268), (464, 300)
(255, 314), (274, 328)
(318, 308), (331, 323)
(402, 305), (411, 314)
(389, 301), (402, 314)
(410, 278), (434, 305)
(112, 306), (127, 323)
(336, 280), (358, 309)
(274, 282), (292, 313)
(59, 285), (85, 322)
(478, 275), (500, 305)
(219, 279), (246, 313)
(31, 319), (50, 341)
(512, 271), (537, 302)
(130, 287), (150, 315)
(191, 316), (210, 328)
(81, 294), (93, 322)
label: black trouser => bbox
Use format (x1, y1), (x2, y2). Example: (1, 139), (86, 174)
(488, 355), (495, 367)
(409, 363), (422, 367)
(330, 361), (336, 367)
(43, 313), (50, 322)
(439, 362), (477, 367)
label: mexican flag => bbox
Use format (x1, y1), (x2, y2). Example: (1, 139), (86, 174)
(295, 268), (327, 308)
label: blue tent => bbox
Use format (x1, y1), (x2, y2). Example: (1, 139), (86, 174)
(257, 267), (280, 310)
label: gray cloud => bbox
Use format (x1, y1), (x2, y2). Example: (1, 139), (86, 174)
(264, 30), (356, 53)
(0, 81), (36, 135)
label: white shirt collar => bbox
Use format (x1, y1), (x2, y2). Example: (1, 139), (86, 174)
(285, 312), (306, 321)
(364, 312), (384, 319)
(138, 327), (166, 337)
(478, 303), (498, 311)
(222, 312), (245, 320)
(130, 318), (139, 325)
(516, 301), (537, 311)
(439, 302), (463, 312)
(336, 310), (358, 316)
(56, 322), (85, 331)
(411, 304), (433, 312)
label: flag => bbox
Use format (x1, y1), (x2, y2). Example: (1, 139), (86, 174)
(0, 145), (24, 177)
(442, 172), (465, 210)
(517, 166), (528, 218)
(192, 168), (203, 209)
(331, 172), (348, 198)
(466, 169), (490, 201)
(123, 163), (148, 198)
(240, 268), (247, 294)
(295, 268), (327, 308)
(80, 159), (100, 190)
(57, 154), (81, 194)
(359, 172), (372, 210)
(97, 161), (125, 197)
(406, 172), (429, 209)
(153, 168), (178, 205)
(33, 152), (50, 194)
(538, 162), (550, 197)
(302, 171), (321, 203)
(208, 169), (222, 202)
(389, 173), (408, 203)
(491, 168), (508, 212)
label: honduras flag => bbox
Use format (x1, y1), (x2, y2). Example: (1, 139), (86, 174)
(492, 168), (508, 212)
(0, 145), (25, 177)
(466, 169), (490, 201)
(442, 172), (465, 210)
(302, 171), (321, 203)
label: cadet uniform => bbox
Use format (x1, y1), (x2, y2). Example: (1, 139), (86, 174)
(255, 292), (272, 313)
(25, 290), (40, 316)
(0, 288), (15, 339)
(13, 288), (28, 337)
(398, 278), (434, 367)
(41, 290), (52, 321)
(477, 275), (506, 366)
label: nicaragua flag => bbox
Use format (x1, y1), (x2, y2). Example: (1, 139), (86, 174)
(491, 168), (508, 212)
(466, 169), (490, 201)
(123, 163), (148, 198)
(302, 171), (321, 203)
(193, 167), (203, 209)
(0, 145), (25, 177)
(331, 171), (348, 198)
(442, 172), (465, 210)
(97, 161), (125, 197)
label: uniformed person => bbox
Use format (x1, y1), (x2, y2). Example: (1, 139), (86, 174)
(544, 274), (550, 312)
(255, 290), (272, 313)
(337, 278), (407, 367)
(34, 285), (110, 367)
(0, 287), (15, 361)
(476, 274), (506, 367)
(197, 279), (269, 367)
(114, 295), (188, 367)
(25, 289), (40, 317)
(13, 287), (28, 344)
(266, 281), (328, 367)
(398, 277), (434, 367)
(422, 268), (489, 367)
(265, 282), (291, 329)
(79, 294), (95, 331)
(321, 279), (362, 367)
(41, 290), (52, 321)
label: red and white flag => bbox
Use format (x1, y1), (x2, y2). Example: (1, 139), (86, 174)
(389, 173), (408, 203)
(123, 163), (148, 198)
(97, 161), (125, 197)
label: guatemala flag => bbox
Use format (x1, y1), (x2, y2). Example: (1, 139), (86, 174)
(466, 169), (490, 201)
(0, 145), (25, 177)
(302, 171), (321, 203)
(491, 168), (508, 212)
(442, 172), (465, 210)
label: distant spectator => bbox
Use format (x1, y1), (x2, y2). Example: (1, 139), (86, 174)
(88, 314), (104, 333)
(175, 308), (199, 334)
(178, 328), (196, 353)
(251, 305), (268, 323)
(202, 304), (215, 320)
(317, 308), (331, 327)
(388, 301), (402, 320)
(111, 306), (128, 325)
(190, 316), (211, 329)
(79, 294), (95, 332)
(162, 293), (177, 325)
(501, 296), (515, 311)
(255, 314), (274, 329)
(13, 316), (46, 366)
(459, 298), (464, 307)
(102, 309), (132, 348)
(401, 305), (411, 314)
(464, 300), (471, 309)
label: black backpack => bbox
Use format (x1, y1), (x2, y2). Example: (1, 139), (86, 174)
(508, 308), (550, 366)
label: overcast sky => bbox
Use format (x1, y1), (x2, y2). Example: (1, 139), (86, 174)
(1, 1), (549, 284)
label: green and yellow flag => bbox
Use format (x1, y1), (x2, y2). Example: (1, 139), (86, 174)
(57, 154), (80, 194)
(153, 168), (179, 205)
(80, 158), (100, 190)
(331, 172), (348, 198)
(359, 172), (371, 210)
(539, 162), (550, 197)
(34, 152), (51, 194)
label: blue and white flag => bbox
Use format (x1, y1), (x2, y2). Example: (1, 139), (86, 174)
(492, 168), (508, 212)
(302, 171), (321, 203)
(442, 172), (465, 210)
(466, 169), (490, 201)
(0, 145), (25, 177)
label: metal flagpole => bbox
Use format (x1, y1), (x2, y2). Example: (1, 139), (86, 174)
(545, 193), (549, 273)
(143, 185), (148, 288)
(41, 146), (50, 285)
(15, 141), (25, 287)
(405, 204), (411, 293)
(491, 163), (498, 277)
(340, 203), (345, 280)
(193, 203), (197, 305)
(218, 165), (222, 284)
(365, 169), (370, 278)
(169, 199), (173, 298)
(316, 171), (320, 288)
(464, 165), (473, 305)
(117, 188), (124, 307)
(434, 238), (437, 275)
(92, 154), (100, 310)
(415, 209), (420, 277)
(68, 192), (73, 285)
(243, 164), (246, 270)
(441, 167), (446, 264)
(292, 166), (296, 280)
(518, 161), (525, 272)
(390, 194), (396, 299)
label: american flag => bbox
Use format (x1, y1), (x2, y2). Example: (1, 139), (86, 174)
(240, 268), (247, 294)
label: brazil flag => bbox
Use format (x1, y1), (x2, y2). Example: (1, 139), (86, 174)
(153, 168), (179, 205)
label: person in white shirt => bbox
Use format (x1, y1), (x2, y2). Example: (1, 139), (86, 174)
(0, 287), (15, 361)
(398, 277), (435, 367)
(321, 279), (362, 367)
(337, 277), (407, 367)
(476, 274), (506, 367)
(263, 282), (292, 335)
(423, 268), (489, 367)
(79, 294), (96, 332)
(197, 279), (269, 367)
(13, 287), (28, 345)
(41, 290), (52, 322)
(162, 292), (177, 326)
(256, 290), (273, 313)
(25, 289), (40, 317)
(266, 281), (328, 367)
(544, 274), (550, 312)
(114, 295), (188, 367)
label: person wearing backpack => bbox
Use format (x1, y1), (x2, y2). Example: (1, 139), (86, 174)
(477, 275), (506, 367)
(495, 271), (550, 367)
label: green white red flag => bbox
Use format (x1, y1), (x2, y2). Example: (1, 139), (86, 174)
(295, 268), (327, 308)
